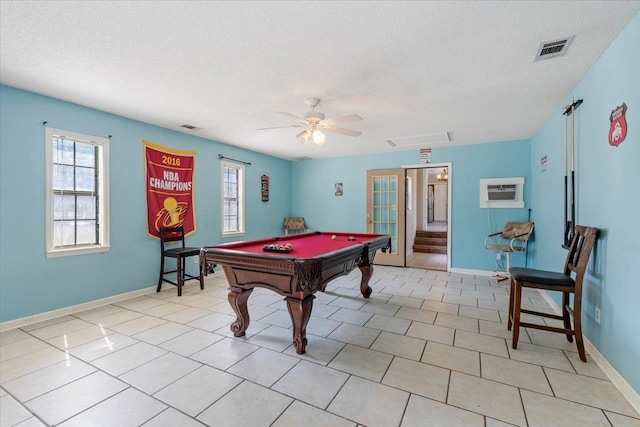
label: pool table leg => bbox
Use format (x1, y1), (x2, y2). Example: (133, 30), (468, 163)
(358, 263), (374, 298)
(228, 287), (253, 337)
(285, 295), (315, 354)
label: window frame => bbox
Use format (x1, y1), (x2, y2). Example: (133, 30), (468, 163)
(221, 160), (245, 237)
(45, 127), (110, 257)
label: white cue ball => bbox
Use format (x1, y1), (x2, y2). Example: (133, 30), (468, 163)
(331, 235), (336, 240)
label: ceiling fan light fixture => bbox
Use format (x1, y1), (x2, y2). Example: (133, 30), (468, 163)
(297, 130), (310, 144)
(312, 129), (326, 145)
(262, 98), (362, 146)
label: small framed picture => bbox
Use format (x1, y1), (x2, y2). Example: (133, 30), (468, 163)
(335, 183), (343, 196)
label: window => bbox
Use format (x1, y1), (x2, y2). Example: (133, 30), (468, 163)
(45, 127), (110, 257)
(221, 160), (245, 236)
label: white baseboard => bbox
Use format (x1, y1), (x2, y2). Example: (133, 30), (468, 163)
(450, 267), (496, 277)
(0, 286), (156, 332)
(538, 289), (640, 414)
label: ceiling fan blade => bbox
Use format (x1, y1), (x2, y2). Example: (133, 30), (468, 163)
(277, 112), (305, 122)
(323, 125), (361, 137)
(257, 124), (305, 130)
(322, 114), (362, 126)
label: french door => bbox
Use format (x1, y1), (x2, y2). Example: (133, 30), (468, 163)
(366, 169), (406, 266)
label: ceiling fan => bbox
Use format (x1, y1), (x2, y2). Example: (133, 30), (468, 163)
(257, 98), (362, 146)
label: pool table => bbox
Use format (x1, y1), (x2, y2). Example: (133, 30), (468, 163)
(201, 231), (391, 354)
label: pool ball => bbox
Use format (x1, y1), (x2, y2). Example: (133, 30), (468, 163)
(331, 235), (336, 240)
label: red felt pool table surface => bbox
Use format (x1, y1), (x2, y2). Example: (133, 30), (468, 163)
(212, 231), (384, 258)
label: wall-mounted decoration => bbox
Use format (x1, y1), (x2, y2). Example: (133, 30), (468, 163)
(335, 183), (343, 196)
(261, 175), (269, 202)
(143, 140), (196, 239)
(420, 148), (431, 164)
(540, 155), (547, 172)
(609, 103), (628, 147)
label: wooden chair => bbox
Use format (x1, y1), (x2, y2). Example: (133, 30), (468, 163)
(485, 222), (535, 272)
(157, 226), (203, 296)
(284, 217), (309, 235)
(508, 225), (598, 362)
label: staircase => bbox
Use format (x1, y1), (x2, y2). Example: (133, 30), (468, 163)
(413, 230), (447, 254)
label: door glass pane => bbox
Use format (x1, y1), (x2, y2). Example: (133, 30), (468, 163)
(372, 173), (398, 254)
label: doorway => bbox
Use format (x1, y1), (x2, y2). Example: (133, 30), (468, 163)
(406, 165), (450, 271)
(366, 164), (451, 271)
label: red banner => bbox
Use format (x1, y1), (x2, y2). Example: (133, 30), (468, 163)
(143, 140), (196, 239)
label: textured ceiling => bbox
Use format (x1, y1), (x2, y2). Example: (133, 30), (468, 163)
(1, 1), (638, 160)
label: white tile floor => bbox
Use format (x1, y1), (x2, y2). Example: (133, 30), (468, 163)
(1, 266), (639, 426)
(406, 253), (447, 271)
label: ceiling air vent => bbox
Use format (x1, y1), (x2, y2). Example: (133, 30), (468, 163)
(385, 132), (449, 148)
(180, 124), (199, 130)
(534, 35), (574, 62)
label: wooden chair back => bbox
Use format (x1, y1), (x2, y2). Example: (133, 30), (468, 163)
(160, 226), (186, 249)
(564, 225), (599, 287)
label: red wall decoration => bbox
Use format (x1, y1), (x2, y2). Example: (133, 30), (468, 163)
(609, 103), (628, 147)
(143, 140), (196, 238)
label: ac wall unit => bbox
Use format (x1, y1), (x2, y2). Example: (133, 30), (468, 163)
(480, 177), (524, 208)
(486, 184), (517, 201)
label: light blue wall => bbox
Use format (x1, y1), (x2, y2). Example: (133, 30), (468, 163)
(530, 13), (640, 392)
(291, 152), (416, 232)
(430, 140), (532, 271)
(291, 139), (532, 272)
(0, 85), (292, 322)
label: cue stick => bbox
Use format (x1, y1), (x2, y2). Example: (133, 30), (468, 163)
(561, 98), (583, 248)
(563, 105), (569, 247)
(570, 102), (576, 243)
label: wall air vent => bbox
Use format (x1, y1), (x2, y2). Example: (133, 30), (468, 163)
(180, 124), (199, 130)
(534, 35), (574, 62)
